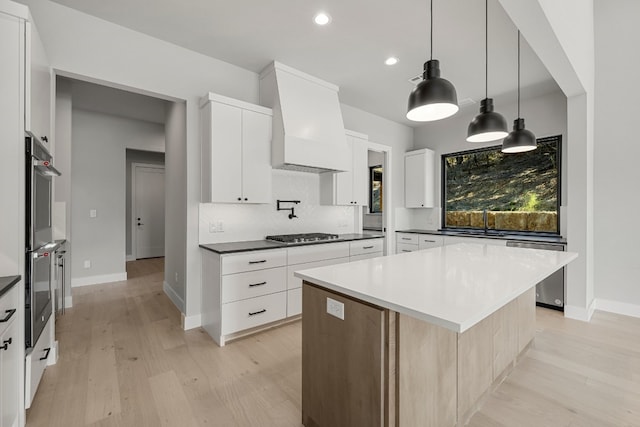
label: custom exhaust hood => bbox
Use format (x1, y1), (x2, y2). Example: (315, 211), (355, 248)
(259, 61), (350, 173)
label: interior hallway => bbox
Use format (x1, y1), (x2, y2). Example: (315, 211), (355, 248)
(25, 258), (640, 426)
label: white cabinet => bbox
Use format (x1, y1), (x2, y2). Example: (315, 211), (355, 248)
(25, 21), (51, 143)
(200, 93), (272, 204)
(0, 284), (19, 427)
(320, 131), (368, 206)
(396, 232), (444, 253)
(349, 238), (383, 260)
(25, 315), (52, 409)
(418, 235), (444, 250)
(202, 249), (287, 346)
(405, 148), (435, 208)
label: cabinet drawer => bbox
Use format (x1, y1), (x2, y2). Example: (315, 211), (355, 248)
(221, 249), (286, 275)
(221, 267), (286, 303)
(0, 283), (19, 337)
(396, 243), (418, 254)
(26, 314), (52, 408)
(221, 292), (287, 335)
(287, 288), (302, 317)
(350, 252), (383, 262)
(418, 235), (444, 250)
(349, 239), (383, 256)
(396, 233), (418, 245)
(287, 242), (350, 265)
(288, 257), (350, 290)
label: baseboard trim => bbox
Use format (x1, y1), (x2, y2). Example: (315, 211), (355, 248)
(595, 298), (640, 319)
(564, 299), (596, 322)
(64, 295), (73, 309)
(126, 254), (136, 262)
(71, 272), (127, 287)
(163, 281), (185, 312)
(182, 313), (202, 331)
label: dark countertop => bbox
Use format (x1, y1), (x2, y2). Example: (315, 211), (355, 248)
(0, 275), (21, 299)
(396, 229), (567, 244)
(200, 233), (384, 254)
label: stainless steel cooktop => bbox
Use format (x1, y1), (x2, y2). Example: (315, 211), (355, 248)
(265, 233), (340, 244)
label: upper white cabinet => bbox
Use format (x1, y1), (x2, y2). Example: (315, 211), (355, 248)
(405, 148), (435, 208)
(200, 93), (273, 204)
(25, 21), (51, 143)
(320, 130), (368, 206)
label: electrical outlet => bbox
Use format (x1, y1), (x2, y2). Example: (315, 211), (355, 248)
(90, 209), (97, 218)
(175, 272), (178, 283)
(83, 260), (91, 269)
(209, 222), (217, 233)
(217, 221), (224, 232)
(326, 297), (345, 320)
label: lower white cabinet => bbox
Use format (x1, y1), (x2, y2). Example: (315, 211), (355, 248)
(202, 238), (385, 346)
(419, 235), (444, 250)
(0, 284), (20, 427)
(25, 313), (52, 409)
(443, 236), (506, 246)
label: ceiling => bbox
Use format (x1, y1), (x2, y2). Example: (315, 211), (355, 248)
(50, 0), (560, 127)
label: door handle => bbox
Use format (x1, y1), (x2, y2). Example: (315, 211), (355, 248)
(0, 309), (16, 323)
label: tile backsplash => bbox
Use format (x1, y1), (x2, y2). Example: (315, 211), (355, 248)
(199, 169), (357, 244)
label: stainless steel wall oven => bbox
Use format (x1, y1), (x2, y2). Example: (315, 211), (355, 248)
(25, 132), (60, 348)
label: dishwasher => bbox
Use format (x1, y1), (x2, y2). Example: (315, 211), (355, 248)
(506, 241), (566, 311)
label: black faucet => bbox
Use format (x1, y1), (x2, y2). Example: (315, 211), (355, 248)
(483, 209), (488, 234)
(277, 200), (300, 219)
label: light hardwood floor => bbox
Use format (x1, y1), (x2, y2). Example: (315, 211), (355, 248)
(26, 259), (640, 426)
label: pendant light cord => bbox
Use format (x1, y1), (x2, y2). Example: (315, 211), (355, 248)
(517, 30), (521, 118)
(430, 0), (433, 60)
(485, 0), (488, 99)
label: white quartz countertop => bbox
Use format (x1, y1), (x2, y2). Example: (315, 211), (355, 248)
(295, 243), (578, 333)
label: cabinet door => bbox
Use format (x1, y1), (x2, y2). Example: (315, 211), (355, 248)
(25, 21), (51, 142)
(351, 138), (368, 206)
(1, 319), (20, 427)
(241, 109), (272, 204)
(334, 137), (354, 205)
(405, 152), (427, 208)
(209, 102), (242, 203)
(418, 235), (444, 250)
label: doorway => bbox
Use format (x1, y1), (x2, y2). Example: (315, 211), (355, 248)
(131, 163), (165, 259)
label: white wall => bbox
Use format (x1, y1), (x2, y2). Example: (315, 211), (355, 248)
(413, 90), (567, 230)
(125, 149), (165, 258)
(164, 101), (187, 313)
(21, 0), (259, 322)
(70, 109), (164, 286)
(593, 0), (640, 316)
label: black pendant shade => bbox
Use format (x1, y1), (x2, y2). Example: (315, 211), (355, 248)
(467, 98), (508, 142)
(467, 0), (507, 142)
(407, 59), (459, 122)
(502, 118), (536, 153)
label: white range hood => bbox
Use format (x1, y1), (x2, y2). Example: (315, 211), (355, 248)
(259, 61), (349, 173)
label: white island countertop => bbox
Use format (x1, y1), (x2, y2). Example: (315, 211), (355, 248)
(295, 243), (578, 333)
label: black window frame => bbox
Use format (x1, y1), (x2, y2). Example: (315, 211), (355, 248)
(369, 165), (383, 214)
(440, 135), (562, 236)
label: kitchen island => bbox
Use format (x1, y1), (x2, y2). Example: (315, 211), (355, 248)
(295, 243), (578, 427)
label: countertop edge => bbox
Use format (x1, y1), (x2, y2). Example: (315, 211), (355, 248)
(396, 229), (567, 244)
(0, 275), (21, 299)
(200, 234), (384, 254)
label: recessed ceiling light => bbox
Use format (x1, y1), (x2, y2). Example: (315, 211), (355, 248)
(314, 12), (331, 26)
(385, 57), (399, 66)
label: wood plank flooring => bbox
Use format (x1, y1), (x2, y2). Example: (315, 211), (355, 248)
(26, 258), (640, 426)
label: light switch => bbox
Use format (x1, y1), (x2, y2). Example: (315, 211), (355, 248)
(90, 209), (97, 218)
(327, 297), (345, 320)
(209, 222), (217, 233)
(83, 260), (91, 269)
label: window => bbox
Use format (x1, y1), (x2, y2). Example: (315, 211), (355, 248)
(369, 165), (383, 213)
(442, 135), (561, 234)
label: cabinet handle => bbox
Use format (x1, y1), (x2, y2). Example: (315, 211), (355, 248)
(42, 136), (48, 142)
(248, 309), (266, 316)
(401, 237), (411, 241)
(237, 197), (242, 201)
(248, 260), (267, 265)
(362, 246), (374, 249)
(40, 347), (51, 361)
(244, 197), (248, 201)
(1, 337), (11, 351)
(0, 309), (16, 323)
(423, 240), (435, 243)
(402, 250), (411, 252)
(249, 281), (267, 287)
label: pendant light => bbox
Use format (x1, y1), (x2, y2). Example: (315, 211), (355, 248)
(502, 31), (537, 153)
(407, 0), (458, 122)
(466, 0), (508, 142)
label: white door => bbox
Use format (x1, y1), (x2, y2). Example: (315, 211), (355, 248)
(134, 165), (165, 259)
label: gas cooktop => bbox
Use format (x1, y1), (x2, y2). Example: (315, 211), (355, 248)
(265, 233), (340, 244)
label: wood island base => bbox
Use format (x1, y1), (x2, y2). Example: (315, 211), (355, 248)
(301, 282), (536, 427)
